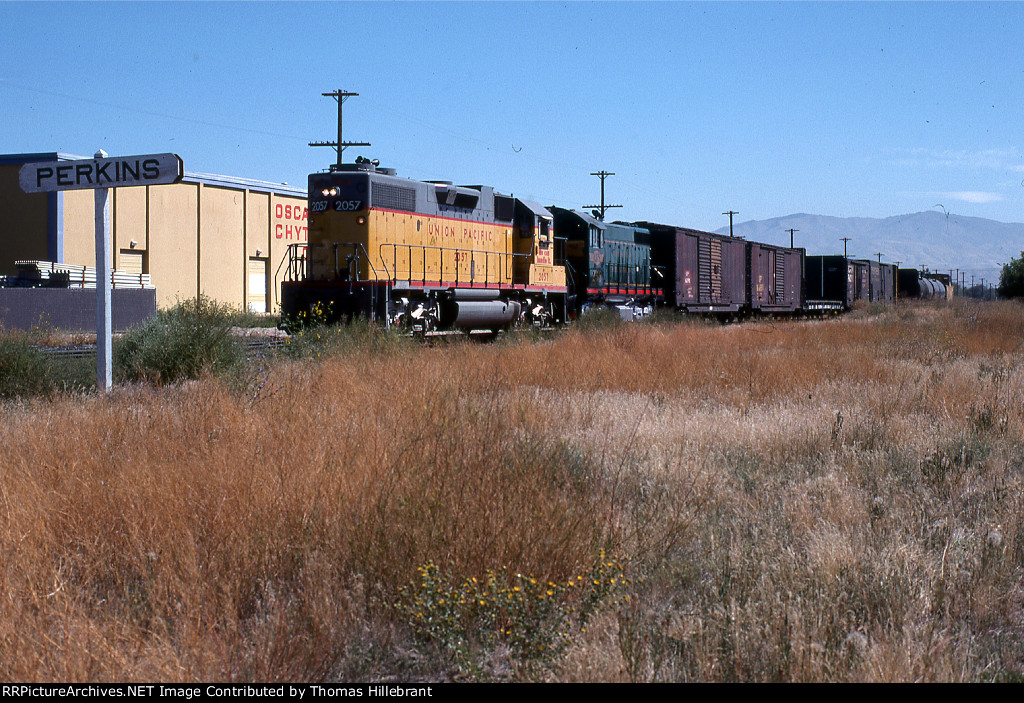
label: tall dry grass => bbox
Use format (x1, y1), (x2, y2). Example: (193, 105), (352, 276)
(1, 299), (1022, 681)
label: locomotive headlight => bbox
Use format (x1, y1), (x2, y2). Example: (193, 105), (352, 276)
(321, 188), (330, 197)
(357, 216), (366, 225)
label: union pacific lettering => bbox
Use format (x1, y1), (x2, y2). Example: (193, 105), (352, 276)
(426, 221), (496, 243)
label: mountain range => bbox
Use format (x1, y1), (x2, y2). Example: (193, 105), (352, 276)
(713, 211), (1024, 286)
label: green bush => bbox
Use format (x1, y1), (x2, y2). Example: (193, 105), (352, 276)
(0, 331), (95, 398)
(115, 296), (241, 384)
(0, 333), (53, 398)
(394, 553), (629, 678)
(574, 305), (624, 331)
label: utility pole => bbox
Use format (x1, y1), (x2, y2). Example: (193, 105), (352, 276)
(723, 211), (739, 238)
(309, 90), (371, 170)
(840, 237), (851, 259)
(786, 228), (799, 248)
(875, 252), (883, 263)
(583, 171), (622, 220)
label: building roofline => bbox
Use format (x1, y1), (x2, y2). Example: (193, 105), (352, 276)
(1, 153), (307, 196)
(183, 171), (306, 196)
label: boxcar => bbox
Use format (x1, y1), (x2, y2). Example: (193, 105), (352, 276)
(638, 222), (747, 314)
(747, 241), (804, 313)
(805, 255), (855, 309)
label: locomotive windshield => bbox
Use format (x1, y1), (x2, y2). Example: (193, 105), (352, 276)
(309, 174), (369, 213)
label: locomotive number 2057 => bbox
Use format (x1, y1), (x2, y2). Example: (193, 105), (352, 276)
(310, 200), (363, 213)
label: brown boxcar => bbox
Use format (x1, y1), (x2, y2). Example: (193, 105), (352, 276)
(850, 259), (871, 303)
(639, 222), (747, 313)
(747, 241), (804, 313)
(878, 263), (897, 304)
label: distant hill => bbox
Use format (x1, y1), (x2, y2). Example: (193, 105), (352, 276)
(714, 211), (1024, 284)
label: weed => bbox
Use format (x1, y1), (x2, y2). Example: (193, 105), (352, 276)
(394, 553), (629, 678)
(114, 296), (241, 384)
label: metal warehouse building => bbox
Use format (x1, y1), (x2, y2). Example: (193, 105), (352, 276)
(1, 152), (308, 313)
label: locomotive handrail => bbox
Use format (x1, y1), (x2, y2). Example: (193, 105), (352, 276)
(379, 242), (543, 288)
(280, 243), (307, 283)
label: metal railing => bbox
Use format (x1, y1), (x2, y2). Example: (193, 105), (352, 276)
(378, 242), (536, 287)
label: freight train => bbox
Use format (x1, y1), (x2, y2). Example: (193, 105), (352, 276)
(280, 159), (952, 330)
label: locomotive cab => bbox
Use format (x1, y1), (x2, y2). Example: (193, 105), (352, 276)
(513, 200), (566, 290)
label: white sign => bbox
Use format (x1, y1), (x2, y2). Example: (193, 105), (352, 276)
(19, 153), (183, 193)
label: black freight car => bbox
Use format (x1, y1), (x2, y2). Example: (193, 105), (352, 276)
(805, 255), (898, 309)
(638, 222), (748, 314)
(805, 255), (855, 310)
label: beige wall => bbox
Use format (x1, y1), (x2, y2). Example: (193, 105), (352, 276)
(198, 185), (244, 306)
(61, 189), (96, 268)
(2, 157), (307, 312)
(148, 182), (200, 307)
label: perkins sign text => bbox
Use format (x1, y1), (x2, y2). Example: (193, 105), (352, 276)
(20, 153), (184, 193)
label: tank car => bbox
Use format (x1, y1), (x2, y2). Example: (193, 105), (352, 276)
(281, 160), (568, 331)
(550, 208), (658, 320)
(898, 268), (950, 300)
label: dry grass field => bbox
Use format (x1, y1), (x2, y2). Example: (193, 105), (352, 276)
(1, 299), (1022, 682)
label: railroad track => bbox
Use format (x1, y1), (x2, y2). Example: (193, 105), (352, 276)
(36, 337), (287, 359)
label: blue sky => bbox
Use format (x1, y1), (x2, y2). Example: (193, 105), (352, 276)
(3, 1), (1023, 233)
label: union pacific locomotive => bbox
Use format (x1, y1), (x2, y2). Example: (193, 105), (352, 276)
(281, 159), (568, 332)
(280, 158), (952, 330)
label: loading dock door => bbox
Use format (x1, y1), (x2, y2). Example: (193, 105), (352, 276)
(120, 250), (143, 275)
(248, 258), (267, 313)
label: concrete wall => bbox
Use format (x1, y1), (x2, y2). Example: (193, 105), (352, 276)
(0, 288), (156, 332)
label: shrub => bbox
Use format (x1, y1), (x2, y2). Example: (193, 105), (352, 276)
(394, 553), (629, 678)
(573, 305), (623, 332)
(0, 332), (53, 398)
(114, 296), (241, 384)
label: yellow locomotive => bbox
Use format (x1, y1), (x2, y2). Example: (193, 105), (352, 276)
(281, 158), (568, 331)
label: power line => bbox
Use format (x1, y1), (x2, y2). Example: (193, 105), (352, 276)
(0, 79), (308, 141)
